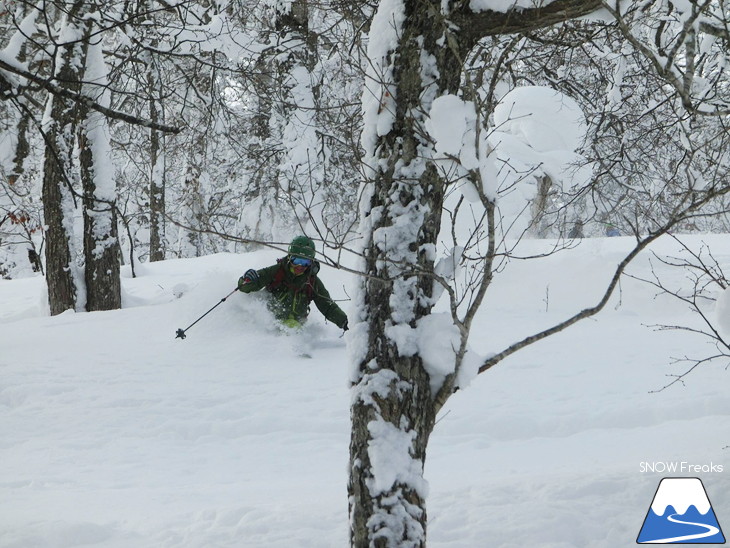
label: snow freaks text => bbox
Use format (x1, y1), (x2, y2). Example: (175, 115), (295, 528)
(640, 462), (724, 474)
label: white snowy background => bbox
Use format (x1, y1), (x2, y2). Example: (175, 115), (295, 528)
(2, 235), (729, 547)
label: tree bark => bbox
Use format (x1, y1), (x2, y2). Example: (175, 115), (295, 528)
(349, 1), (462, 545)
(178, 67), (212, 257)
(79, 136), (122, 311)
(148, 50), (166, 262)
(8, 101), (31, 187)
(41, 1), (89, 315)
(454, 0), (603, 47)
(41, 142), (78, 314)
(78, 43), (122, 312)
(349, 368), (436, 547)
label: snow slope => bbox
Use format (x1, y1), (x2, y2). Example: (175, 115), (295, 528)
(1, 237), (728, 547)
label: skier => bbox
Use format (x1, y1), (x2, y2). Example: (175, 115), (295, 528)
(606, 224), (621, 237)
(237, 235), (349, 331)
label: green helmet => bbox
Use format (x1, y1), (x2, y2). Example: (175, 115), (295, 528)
(288, 235), (316, 260)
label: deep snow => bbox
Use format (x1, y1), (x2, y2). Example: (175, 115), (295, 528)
(1, 236), (728, 547)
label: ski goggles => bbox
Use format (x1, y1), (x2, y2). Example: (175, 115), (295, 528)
(290, 256), (312, 267)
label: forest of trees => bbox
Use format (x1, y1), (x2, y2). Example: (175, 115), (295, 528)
(1, 1), (729, 546)
(0, 0), (363, 288)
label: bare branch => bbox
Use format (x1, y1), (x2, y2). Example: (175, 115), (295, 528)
(0, 58), (183, 134)
(478, 185), (730, 375)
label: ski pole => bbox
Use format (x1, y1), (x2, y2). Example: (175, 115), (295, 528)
(175, 288), (238, 340)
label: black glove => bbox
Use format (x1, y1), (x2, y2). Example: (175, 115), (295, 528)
(342, 320), (349, 332)
(238, 269), (259, 291)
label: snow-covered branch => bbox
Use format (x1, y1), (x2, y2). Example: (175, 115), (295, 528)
(454, 0), (603, 50)
(604, 0), (730, 116)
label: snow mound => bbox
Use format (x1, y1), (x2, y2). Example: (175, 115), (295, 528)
(494, 85), (587, 152)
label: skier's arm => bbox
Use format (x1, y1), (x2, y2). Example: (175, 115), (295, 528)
(312, 278), (348, 329)
(238, 265), (277, 293)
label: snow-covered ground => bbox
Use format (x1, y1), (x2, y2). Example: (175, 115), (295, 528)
(1, 236), (728, 547)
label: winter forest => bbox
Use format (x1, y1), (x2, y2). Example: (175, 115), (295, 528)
(2, 0), (730, 547)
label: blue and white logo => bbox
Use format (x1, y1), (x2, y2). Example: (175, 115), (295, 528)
(637, 477), (725, 544)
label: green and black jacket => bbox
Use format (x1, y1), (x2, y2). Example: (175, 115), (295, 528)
(238, 258), (348, 328)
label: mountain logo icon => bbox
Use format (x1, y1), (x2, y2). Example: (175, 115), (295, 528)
(637, 477), (725, 544)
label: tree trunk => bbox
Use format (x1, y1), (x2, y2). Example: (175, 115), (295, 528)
(4, 0), (33, 186)
(149, 123), (165, 261)
(178, 72), (211, 257)
(530, 174), (554, 238)
(349, 1), (606, 545)
(348, 1), (463, 545)
(79, 138), (122, 311)
(42, 97), (77, 315)
(148, 42), (166, 262)
(349, 367), (437, 547)
(78, 42), (122, 312)
(42, 119), (79, 315)
(180, 152), (206, 257)
(275, 0), (324, 229)
(41, 1), (89, 315)
(8, 102), (31, 187)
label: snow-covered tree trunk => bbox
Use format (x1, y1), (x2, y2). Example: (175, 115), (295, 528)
(238, 0), (318, 242)
(239, 49), (278, 243)
(349, 1), (603, 546)
(41, 1), (90, 315)
(348, 1), (463, 545)
(176, 52), (214, 257)
(148, 46), (166, 262)
(0, 5), (39, 278)
(78, 41), (121, 311)
(273, 0), (325, 230)
(1, 0), (34, 188)
(179, 148), (207, 257)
